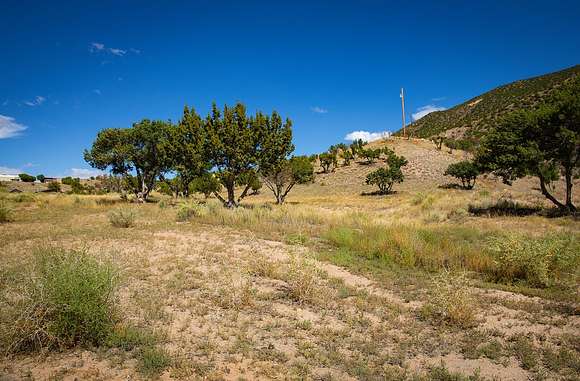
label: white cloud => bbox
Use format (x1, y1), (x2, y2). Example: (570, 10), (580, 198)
(0, 115), (27, 139)
(344, 130), (391, 142)
(310, 106), (328, 114)
(0, 166), (21, 175)
(70, 168), (104, 179)
(24, 96), (46, 107)
(108, 48), (126, 56)
(412, 104), (446, 121)
(90, 42), (105, 52)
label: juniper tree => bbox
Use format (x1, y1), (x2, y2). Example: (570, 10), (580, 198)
(263, 156), (314, 204)
(206, 102), (293, 207)
(319, 152), (336, 173)
(341, 150), (354, 166)
(84, 120), (173, 201)
(476, 79), (579, 212)
(444, 161), (479, 189)
(365, 153), (408, 194)
(360, 148), (381, 164)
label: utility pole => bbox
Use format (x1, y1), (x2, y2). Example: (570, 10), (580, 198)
(400, 87), (406, 137)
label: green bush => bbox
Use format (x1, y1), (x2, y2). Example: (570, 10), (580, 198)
(487, 234), (579, 287)
(176, 203), (206, 222)
(365, 153), (408, 194)
(8, 248), (118, 352)
(0, 201), (13, 223)
(189, 173), (222, 198)
(47, 181), (61, 192)
(18, 173), (36, 182)
(444, 161), (479, 189)
(138, 346), (172, 377)
(108, 207), (136, 228)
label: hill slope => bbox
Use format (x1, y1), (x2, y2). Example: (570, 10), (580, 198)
(404, 64), (580, 139)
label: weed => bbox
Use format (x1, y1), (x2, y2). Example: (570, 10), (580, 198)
(108, 207), (136, 228)
(176, 202), (206, 222)
(423, 270), (477, 328)
(282, 255), (321, 304)
(106, 324), (156, 351)
(138, 346), (172, 377)
(8, 247), (118, 352)
(510, 336), (538, 370)
(487, 233), (579, 287)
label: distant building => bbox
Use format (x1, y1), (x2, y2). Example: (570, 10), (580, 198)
(0, 174), (20, 182)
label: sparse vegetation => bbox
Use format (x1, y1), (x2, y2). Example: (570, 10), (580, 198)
(7, 247), (118, 352)
(108, 207), (136, 228)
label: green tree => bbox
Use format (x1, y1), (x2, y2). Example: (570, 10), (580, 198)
(349, 139), (365, 157)
(319, 152), (336, 173)
(444, 161), (479, 189)
(206, 103), (293, 207)
(476, 79), (579, 212)
(238, 170), (262, 195)
(36, 174), (46, 183)
(262, 156), (314, 204)
(84, 120), (173, 202)
(340, 150), (354, 166)
(189, 173), (222, 198)
(165, 106), (209, 197)
(365, 153), (408, 194)
(360, 148), (381, 164)
(18, 173), (36, 182)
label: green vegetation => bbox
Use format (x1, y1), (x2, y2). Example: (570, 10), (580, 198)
(405, 64), (580, 138)
(360, 148), (381, 164)
(36, 174), (46, 183)
(262, 156), (314, 204)
(47, 181), (61, 192)
(18, 173), (36, 182)
(319, 152), (336, 173)
(189, 173), (222, 198)
(8, 248), (118, 352)
(444, 161), (479, 189)
(365, 152), (408, 194)
(108, 207), (136, 228)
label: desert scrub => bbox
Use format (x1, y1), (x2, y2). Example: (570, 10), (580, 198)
(138, 346), (172, 377)
(7, 247), (118, 352)
(282, 255), (322, 305)
(0, 201), (13, 223)
(176, 202), (206, 222)
(108, 207), (136, 228)
(486, 233), (579, 287)
(422, 270), (477, 328)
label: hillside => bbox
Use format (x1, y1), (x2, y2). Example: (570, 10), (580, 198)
(403, 64), (580, 139)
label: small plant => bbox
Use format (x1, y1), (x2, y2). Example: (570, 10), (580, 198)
(108, 207), (136, 228)
(8, 247), (118, 352)
(0, 201), (13, 223)
(423, 270), (477, 328)
(444, 160), (479, 189)
(282, 255), (321, 305)
(138, 346), (172, 377)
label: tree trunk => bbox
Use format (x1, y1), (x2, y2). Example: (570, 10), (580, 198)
(564, 165), (576, 212)
(539, 176), (565, 210)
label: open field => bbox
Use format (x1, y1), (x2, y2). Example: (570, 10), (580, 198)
(1, 139), (579, 381)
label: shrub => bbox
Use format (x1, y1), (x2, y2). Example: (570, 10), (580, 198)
(176, 203), (206, 222)
(0, 201), (13, 223)
(138, 346), (172, 377)
(47, 181), (61, 192)
(365, 153), (407, 194)
(423, 270), (477, 328)
(486, 233), (579, 287)
(360, 148), (381, 164)
(282, 255), (321, 305)
(18, 173), (36, 182)
(444, 161), (479, 189)
(319, 152), (337, 173)
(8, 247), (118, 352)
(108, 207), (136, 228)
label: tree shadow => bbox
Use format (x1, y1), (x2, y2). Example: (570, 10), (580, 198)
(468, 199), (541, 217)
(360, 190), (397, 196)
(438, 183), (467, 190)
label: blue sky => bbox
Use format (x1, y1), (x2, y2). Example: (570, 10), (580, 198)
(1, 1), (579, 177)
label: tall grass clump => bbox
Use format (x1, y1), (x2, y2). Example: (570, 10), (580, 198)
(0, 201), (13, 223)
(108, 207), (136, 228)
(486, 233), (579, 288)
(8, 247), (118, 352)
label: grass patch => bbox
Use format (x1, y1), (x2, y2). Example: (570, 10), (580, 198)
(138, 346), (172, 377)
(7, 247), (118, 352)
(0, 201), (13, 223)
